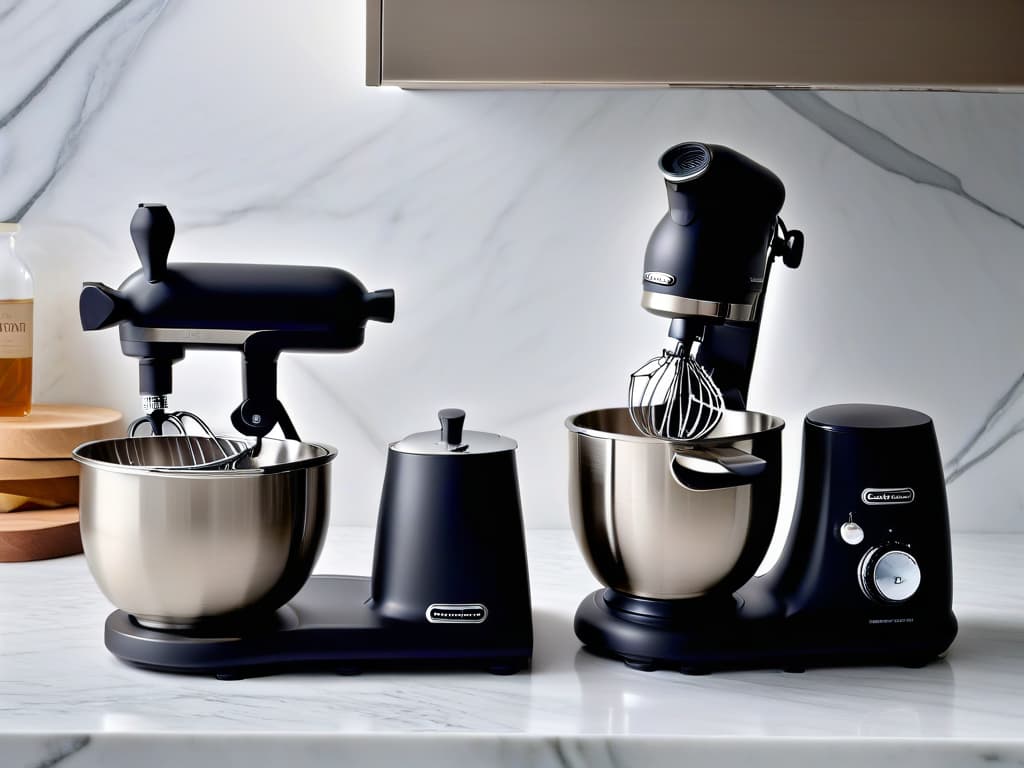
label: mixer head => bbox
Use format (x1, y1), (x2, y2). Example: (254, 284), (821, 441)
(628, 142), (804, 436)
(641, 142), (798, 325)
(80, 203), (395, 441)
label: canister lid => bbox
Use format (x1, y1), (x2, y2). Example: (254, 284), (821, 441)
(0, 223), (20, 234)
(806, 403), (931, 432)
(390, 408), (517, 456)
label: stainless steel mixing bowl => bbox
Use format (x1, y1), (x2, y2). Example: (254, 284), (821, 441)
(73, 436), (336, 628)
(567, 408), (783, 600)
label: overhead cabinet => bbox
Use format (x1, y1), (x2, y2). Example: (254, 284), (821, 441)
(366, 0), (1024, 90)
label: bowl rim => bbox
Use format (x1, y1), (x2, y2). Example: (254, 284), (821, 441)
(565, 407), (785, 446)
(72, 436), (337, 477)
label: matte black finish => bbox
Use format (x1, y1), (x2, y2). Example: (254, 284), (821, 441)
(80, 283), (127, 331)
(602, 144), (951, 671)
(79, 204), (395, 438)
(106, 577), (531, 677)
(130, 202), (174, 283)
(695, 323), (763, 410)
(645, 143), (785, 306)
(104, 409), (533, 677)
(438, 407), (466, 446)
(806, 403), (932, 431)
(108, 263), (388, 337)
(84, 207), (393, 339)
(372, 417), (532, 630)
(642, 144), (803, 410)
(767, 404), (955, 622)
(576, 582), (955, 673)
(693, 216), (803, 409)
(138, 356), (175, 397)
(576, 403), (957, 672)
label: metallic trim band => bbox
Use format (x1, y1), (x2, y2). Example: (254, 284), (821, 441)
(659, 142), (712, 183)
(130, 327), (262, 345)
(641, 291), (757, 322)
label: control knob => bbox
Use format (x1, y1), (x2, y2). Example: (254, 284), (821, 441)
(859, 545), (921, 603)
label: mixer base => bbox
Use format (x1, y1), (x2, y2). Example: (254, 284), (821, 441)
(575, 588), (957, 673)
(105, 576), (532, 678)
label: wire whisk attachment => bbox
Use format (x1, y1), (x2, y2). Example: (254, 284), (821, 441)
(628, 341), (725, 441)
(126, 396), (253, 469)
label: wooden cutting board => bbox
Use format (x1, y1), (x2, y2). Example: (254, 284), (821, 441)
(0, 507), (82, 562)
(0, 404), (122, 459)
(0, 458), (79, 482)
(0, 476), (79, 509)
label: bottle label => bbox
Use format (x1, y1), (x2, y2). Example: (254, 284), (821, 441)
(0, 299), (32, 358)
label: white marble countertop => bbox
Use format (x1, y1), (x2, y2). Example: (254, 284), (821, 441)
(1, 529), (1022, 767)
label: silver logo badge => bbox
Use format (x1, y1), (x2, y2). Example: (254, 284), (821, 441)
(861, 488), (915, 505)
(643, 271), (676, 286)
(426, 603), (488, 624)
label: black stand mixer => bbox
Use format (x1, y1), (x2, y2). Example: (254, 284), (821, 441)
(80, 204), (396, 442)
(569, 143), (957, 673)
(77, 205), (532, 677)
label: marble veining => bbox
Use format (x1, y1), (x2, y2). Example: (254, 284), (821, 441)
(1, 2), (1023, 530)
(944, 369), (1024, 484)
(3, 735), (1020, 768)
(772, 91), (1024, 491)
(1, 0), (168, 220)
(0, 529), (1022, 765)
(29, 736), (91, 768)
(774, 92), (1024, 231)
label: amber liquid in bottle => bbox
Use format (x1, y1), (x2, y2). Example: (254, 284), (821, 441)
(0, 358), (32, 416)
(0, 298), (33, 416)
(0, 223), (33, 416)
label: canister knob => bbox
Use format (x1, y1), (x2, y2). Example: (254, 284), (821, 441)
(439, 408), (466, 449)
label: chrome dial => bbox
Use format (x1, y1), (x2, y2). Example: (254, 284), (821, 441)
(859, 546), (921, 603)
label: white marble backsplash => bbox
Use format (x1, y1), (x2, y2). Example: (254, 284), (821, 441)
(2, 1), (1022, 531)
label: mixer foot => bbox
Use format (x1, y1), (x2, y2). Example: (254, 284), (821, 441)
(487, 663), (523, 676)
(902, 658), (931, 669)
(782, 666), (806, 674)
(623, 656), (656, 671)
(680, 666), (710, 676)
(215, 671), (245, 681)
(335, 666), (363, 676)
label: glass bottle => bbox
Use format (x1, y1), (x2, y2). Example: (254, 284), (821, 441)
(0, 223), (33, 416)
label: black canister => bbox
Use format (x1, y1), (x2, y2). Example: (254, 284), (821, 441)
(769, 403), (956, 656)
(371, 409), (532, 643)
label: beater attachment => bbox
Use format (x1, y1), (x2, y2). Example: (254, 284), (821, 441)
(127, 395), (251, 468)
(628, 337), (725, 441)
